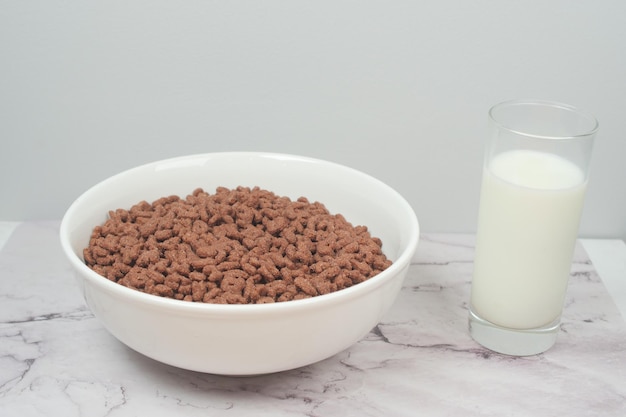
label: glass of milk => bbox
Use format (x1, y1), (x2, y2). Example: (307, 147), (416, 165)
(469, 99), (598, 356)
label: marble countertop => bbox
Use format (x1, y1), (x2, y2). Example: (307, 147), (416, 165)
(1, 221), (625, 416)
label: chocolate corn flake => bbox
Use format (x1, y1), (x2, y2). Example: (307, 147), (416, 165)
(84, 186), (392, 304)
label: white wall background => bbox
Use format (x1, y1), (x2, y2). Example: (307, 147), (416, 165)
(1, 1), (625, 241)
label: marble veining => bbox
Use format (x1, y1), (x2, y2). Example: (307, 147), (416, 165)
(1, 222), (625, 416)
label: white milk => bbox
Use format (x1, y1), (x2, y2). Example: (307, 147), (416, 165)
(471, 150), (587, 330)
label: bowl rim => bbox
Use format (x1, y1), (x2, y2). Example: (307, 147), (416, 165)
(60, 151), (419, 315)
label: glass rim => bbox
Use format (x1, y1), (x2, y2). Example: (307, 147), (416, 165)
(489, 99), (599, 140)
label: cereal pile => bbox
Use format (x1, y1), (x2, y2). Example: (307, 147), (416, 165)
(83, 186), (392, 304)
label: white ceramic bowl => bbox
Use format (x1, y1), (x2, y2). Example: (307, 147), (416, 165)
(60, 152), (419, 375)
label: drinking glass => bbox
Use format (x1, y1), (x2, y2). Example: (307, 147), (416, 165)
(469, 99), (598, 356)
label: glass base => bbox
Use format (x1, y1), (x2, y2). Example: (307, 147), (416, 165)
(468, 308), (559, 356)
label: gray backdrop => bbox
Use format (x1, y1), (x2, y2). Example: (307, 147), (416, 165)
(1, 1), (625, 241)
